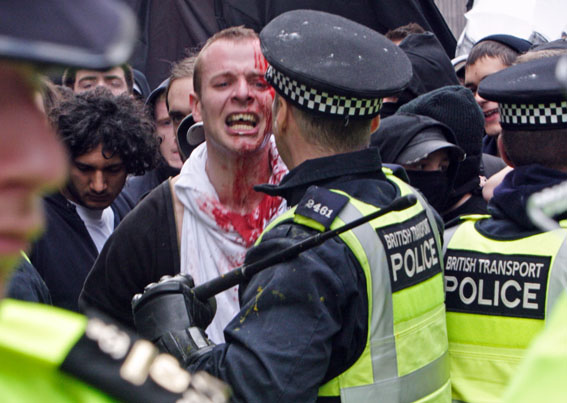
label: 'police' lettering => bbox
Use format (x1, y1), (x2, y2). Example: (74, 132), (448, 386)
(444, 250), (550, 319)
(377, 212), (442, 292)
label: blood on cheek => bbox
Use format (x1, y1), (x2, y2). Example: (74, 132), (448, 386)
(261, 95), (273, 137)
(250, 49), (275, 135)
(254, 50), (275, 100)
(254, 50), (269, 75)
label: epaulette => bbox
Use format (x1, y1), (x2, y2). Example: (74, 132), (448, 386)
(295, 186), (349, 230)
(444, 214), (491, 229)
(382, 163), (410, 184)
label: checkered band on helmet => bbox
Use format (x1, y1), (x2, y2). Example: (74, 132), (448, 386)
(266, 66), (383, 119)
(499, 100), (567, 130)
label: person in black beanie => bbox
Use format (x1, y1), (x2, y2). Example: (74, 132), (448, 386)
(371, 112), (465, 219)
(398, 85), (505, 224)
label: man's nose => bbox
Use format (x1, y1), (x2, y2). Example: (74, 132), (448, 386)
(233, 78), (252, 102)
(474, 90), (485, 105)
(90, 171), (107, 193)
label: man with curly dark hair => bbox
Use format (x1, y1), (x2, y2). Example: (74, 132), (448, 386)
(29, 87), (159, 312)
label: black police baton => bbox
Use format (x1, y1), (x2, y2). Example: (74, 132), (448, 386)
(192, 194), (417, 301)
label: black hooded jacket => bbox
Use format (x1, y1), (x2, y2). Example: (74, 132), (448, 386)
(397, 32), (459, 106)
(381, 32), (459, 118)
(371, 113), (460, 213)
(30, 191), (134, 312)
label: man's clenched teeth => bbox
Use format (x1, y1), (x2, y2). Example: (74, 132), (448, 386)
(226, 113), (258, 131)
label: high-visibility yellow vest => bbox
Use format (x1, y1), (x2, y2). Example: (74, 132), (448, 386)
(0, 299), (116, 402)
(261, 170), (451, 402)
(443, 216), (567, 403)
(501, 291), (567, 403)
(0, 299), (208, 402)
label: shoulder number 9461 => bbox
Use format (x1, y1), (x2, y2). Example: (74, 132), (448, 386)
(305, 199), (334, 218)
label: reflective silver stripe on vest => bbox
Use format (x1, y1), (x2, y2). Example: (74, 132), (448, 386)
(341, 352), (450, 402)
(337, 200), (449, 402)
(338, 202), (398, 380)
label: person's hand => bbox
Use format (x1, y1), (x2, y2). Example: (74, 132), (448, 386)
(132, 274), (217, 367)
(132, 274), (216, 342)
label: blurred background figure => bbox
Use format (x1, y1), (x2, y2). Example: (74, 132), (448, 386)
(371, 112), (464, 221)
(381, 22), (460, 118)
(62, 63), (135, 96)
(464, 34), (531, 156)
(166, 55), (197, 136)
(124, 78), (183, 203)
(399, 85), (503, 224)
(30, 87), (158, 312)
(132, 68), (151, 100)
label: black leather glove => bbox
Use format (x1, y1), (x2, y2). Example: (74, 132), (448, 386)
(155, 326), (216, 368)
(132, 274), (217, 366)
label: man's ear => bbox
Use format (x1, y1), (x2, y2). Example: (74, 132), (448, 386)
(370, 115), (381, 133)
(190, 93), (201, 122)
(497, 134), (515, 167)
(274, 95), (289, 134)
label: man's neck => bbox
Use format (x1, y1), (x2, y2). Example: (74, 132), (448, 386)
(205, 145), (272, 213)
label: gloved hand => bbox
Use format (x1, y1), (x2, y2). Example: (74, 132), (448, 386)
(155, 326), (216, 368)
(132, 274), (217, 366)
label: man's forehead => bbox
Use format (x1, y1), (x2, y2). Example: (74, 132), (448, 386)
(168, 76), (194, 96)
(201, 38), (261, 65)
(77, 67), (125, 79)
(76, 145), (123, 164)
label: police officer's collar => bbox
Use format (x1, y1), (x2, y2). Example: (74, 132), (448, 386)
(255, 148), (384, 204)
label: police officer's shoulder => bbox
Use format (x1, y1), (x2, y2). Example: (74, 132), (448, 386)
(446, 213), (490, 227)
(63, 309), (229, 402)
(295, 186), (350, 230)
(382, 163), (410, 183)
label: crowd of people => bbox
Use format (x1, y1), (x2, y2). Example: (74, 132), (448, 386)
(1, 0), (567, 402)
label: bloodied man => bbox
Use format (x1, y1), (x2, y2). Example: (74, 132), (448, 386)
(80, 26), (287, 343)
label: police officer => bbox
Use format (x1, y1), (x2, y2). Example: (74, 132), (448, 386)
(443, 56), (567, 402)
(0, 1), (228, 401)
(502, 291), (567, 403)
(135, 10), (451, 402)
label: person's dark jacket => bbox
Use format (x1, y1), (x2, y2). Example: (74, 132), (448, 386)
(478, 164), (567, 237)
(482, 134), (499, 157)
(30, 191), (134, 312)
(123, 161), (180, 204)
(381, 32), (459, 118)
(397, 32), (459, 106)
(371, 113), (466, 220)
(80, 180), (180, 329)
(6, 258), (52, 304)
(371, 112), (461, 193)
